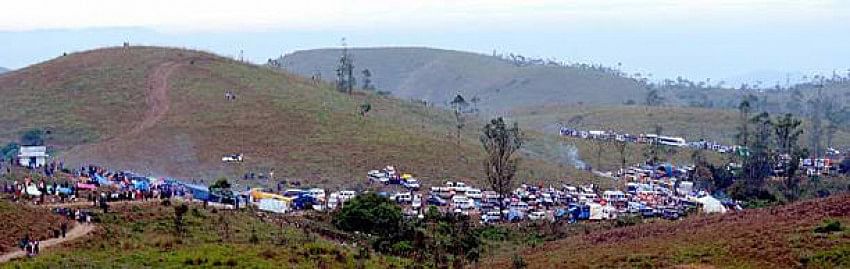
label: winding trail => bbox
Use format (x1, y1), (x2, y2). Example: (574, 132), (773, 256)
(0, 223), (95, 263)
(126, 61), (182, 137)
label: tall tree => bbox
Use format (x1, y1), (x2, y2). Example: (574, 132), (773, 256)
(736, 99), (752, 148)
(644, 125), (663, 165)
(742, 112), (773, 193)
(450, 94), (469, 145)
(645, 88), (664, 107)
(481, 117), (523, 213)
(335, 39), (355, 94)
(361, 69), (373, 91)
(773, 113), (806, 201)
(808, 83), (825, 158)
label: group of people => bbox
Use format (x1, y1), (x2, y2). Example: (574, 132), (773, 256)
(18, 235), (40, 258)
(225, 91), (238, 101)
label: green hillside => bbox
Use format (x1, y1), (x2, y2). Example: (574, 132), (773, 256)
(278, 47), (646, 113)
(0, 46), (574, 187)
(511, 105), (850, 147)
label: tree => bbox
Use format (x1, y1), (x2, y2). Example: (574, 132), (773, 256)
(808, 83), (825, 158)
(450, 94), (470, 145)
(773, 113), (806, 201)
(645, 88), (664, 107)
(644, 125), (663, 165)
(20, 129), (46, 146)
(333, 193), (402, 237)
(361, 69), (374, 91)
(742, 112), (773, 194)
(210, 178), (231, 191)
(736, 99), (752, 148)
(335, 39), (355, 94)
(481, 117), (523, 213)
(174, 204), (189, 236)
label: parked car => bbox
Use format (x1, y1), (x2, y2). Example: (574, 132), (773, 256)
(480, 211), (502, 224)
(412, 194), (422, 209)
(427, 195), (448, 206)
(221, 154), (243, 162)
(338, 190), (357, 202)
(452, 196), (474, 209)
(306, 188), (326, 201)
(465, 188), (483, 200)
(528, 211), (547, 221)
(402, 178), (421, 190)
(394, 192), (413, 204)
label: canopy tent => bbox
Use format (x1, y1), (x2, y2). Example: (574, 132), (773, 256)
(691, 195), (728, 214)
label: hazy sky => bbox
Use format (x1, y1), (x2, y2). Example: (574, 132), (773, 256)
(1, 0), (848, 83)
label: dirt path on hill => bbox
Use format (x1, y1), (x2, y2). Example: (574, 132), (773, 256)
(0, 223), (95, 263)
(126, 61), (182, 137)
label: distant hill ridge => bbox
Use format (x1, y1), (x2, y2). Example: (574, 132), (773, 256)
(279, 47), (647, 113)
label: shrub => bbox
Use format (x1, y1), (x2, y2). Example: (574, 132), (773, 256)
(814, 219), (843, 233)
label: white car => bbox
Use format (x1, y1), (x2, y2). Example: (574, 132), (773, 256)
(307, 188), (326, 201)
(528, 211), (547, 221)
(221, 154), (243, 162)
(412, 194), (422, 209)
(402, 178), (421, 190)
(394, 192), (413, 204)
(338, 190), (357, 202)
(465, 188), (483, 200)
(452, 196), (475, 209)
(480, 211), (501, 223)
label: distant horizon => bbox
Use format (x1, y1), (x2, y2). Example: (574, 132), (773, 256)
(2, 1), (848, 85)
(1, 31), (844, 88)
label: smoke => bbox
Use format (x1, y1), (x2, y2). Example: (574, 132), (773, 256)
(528, 131), (587, 170)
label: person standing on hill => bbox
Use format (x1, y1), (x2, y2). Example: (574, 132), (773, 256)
(61, 222), (67, 238)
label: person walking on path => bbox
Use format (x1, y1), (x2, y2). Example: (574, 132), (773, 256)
(60, 222), (67, 238)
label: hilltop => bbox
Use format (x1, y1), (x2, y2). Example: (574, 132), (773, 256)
(0, 46), (575, 187)
(278, 47), (646, 113)
(488, 194), (850, 268)
(0, 67), (8, 74)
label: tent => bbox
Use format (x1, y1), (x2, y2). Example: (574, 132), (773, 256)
(588, 203), (604, 220)
(258, 198), (290, 213)
(25, 185), (42, 196)
(692, 195), (727, 214)
(182, 183), (210, 201)
(76, 183), (97, 190)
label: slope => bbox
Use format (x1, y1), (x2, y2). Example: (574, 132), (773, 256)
(0, 67), (8, 74)
(0, 46), (572, 187)
(279, 47), (646, 113)
(511, 104), (850, 147)
(489, 194), (850, 269)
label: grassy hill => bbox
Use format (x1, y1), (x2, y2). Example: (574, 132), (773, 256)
(511, 104), (850, 147)
(0, 46), (578, 188)
(487, 194), (850, 268)
(4, 201), (406, 268)
(279, 47), (646, 113)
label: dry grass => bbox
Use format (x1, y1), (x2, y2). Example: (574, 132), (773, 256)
(0, 46), (574, 188)
(486, 195), (850, 269)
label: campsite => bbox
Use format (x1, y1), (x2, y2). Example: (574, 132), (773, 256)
(3, 2), (850, 268)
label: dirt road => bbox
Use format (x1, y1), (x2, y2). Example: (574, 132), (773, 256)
(0, 223), (95, 263)
(127, 61), (182, 136)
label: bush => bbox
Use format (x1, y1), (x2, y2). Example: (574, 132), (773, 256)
(615, 215), (642, 227)
(332, 193), (401, 237)
(390, 241), (413, 256)
(814, 219), (843, 233)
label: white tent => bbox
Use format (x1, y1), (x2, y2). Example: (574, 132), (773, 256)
(693, 195), (727, 214)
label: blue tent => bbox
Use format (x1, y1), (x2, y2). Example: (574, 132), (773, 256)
(182, 183), (210, 201)
(94, 174), (111, 185)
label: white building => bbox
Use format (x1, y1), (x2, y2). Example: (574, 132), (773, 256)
(18, 146), (48, 168)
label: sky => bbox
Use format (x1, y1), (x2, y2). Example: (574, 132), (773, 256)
(1, 0), (849, 84)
